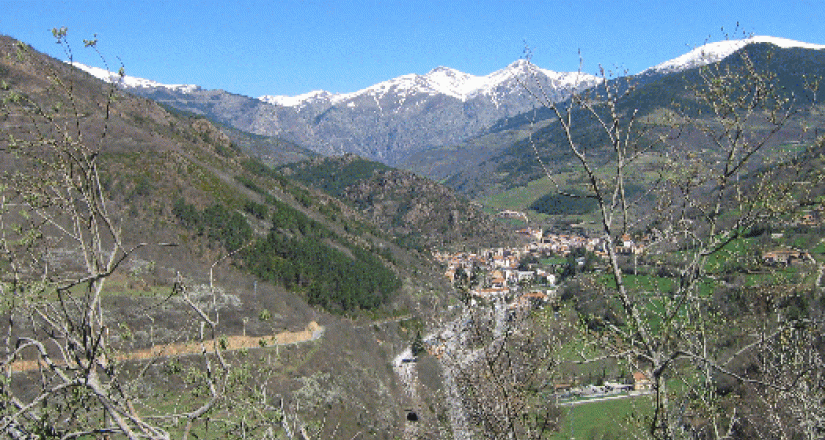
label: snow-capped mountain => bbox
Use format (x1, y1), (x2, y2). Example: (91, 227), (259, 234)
(647, 35), (825, 74)
(71, 35), (824, 167)
(71, 62), (201, 94)
(84, 59), (599, 165)
(260, 60), (597, 108)
(252, 60), (599, 163)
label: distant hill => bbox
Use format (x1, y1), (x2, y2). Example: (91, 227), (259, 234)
(281, 154), (515, 250)
(417, 41), (825, 203)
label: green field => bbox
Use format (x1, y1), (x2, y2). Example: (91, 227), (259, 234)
(551, 395), (653, 440)
(480, 176), (560, 212)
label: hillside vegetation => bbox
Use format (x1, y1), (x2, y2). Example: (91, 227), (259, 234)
(0, 33), (466, 439)
(3, 30), (825, 440)
(282, 154), (516, 250)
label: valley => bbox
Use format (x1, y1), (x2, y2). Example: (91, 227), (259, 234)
(2, 30), (825, 440)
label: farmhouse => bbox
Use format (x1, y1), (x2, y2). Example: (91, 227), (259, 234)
(633, 370), (653, 391)
(762, 248), (811, 265)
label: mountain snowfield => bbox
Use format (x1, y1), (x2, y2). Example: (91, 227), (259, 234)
(259, 60), (599, 108)
(71, 63), (201, 94)
(648, 35), (825, 74)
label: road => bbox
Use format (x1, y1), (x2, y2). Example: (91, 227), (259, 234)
(11, 321), (324, 373)
(558, 391), (653, 406)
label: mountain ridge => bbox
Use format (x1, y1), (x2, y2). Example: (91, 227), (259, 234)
(70, 35), (825, 169)
(646, 35), (825, 74)
(259, 59), (599, 107)
(78, 57), (598, 165)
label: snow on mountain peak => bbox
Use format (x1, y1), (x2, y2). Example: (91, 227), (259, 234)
(259, 90), (335, 106)
(422, 66), (481, 99)
(70, 62), (200, 93)
(260, 61), (600, 108)
(649, 35), (825, 74)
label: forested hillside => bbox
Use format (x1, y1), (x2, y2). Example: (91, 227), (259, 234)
(282, 154), (516, 250)
(0, 33), (461, 439)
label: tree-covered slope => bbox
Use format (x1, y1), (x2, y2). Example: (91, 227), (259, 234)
(428, 42), (825, 201)
(281, 154), (516, 250)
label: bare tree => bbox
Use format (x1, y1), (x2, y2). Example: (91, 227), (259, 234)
(0, 29), (235, 440)
(522, 41), (825, 439)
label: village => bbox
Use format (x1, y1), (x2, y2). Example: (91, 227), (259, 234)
(430, 224), (658, 397)
(436, 205), (823, 305)
(433, 224), (647, 304)
(431, 206), (824, 401)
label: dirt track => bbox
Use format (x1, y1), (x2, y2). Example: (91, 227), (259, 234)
(9, 321), (324, 373)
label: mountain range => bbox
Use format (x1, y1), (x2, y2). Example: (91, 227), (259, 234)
(78, 56), (596, 165)
(73, 35), (825, 188)
(75, 58), (602, 166)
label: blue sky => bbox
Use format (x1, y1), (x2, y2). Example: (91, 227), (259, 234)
(2, 0), (824, 98)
